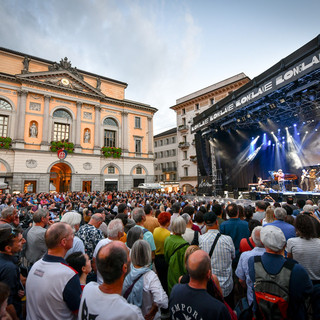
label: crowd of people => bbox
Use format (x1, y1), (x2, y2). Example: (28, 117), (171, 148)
(0, 190), (319, 319)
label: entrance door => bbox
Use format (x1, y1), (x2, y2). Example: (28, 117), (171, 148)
(50, 163), (72, 193)
(104, 181), (118, 192)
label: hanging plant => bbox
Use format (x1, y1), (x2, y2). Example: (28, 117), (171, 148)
(101, 146), (122, 158)
(50, 140), (74, 153)
(0, 137), (12, 149)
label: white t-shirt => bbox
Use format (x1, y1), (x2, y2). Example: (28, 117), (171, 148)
(78, 282), (144, 320)
(93, 238), (113, 284)
(287, 237), (320, 280)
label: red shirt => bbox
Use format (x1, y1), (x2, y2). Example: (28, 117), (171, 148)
(239, 237), (255, 253)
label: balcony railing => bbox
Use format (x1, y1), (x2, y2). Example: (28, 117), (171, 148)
(178, 142), (190, 149)
(190, 156), (197, 162)
(162, 167), (177, 173)
(178, 124), (189, 132)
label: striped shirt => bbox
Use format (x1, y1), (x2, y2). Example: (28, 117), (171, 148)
(287, 237), (320, 280)
(199, 229), (235, 297)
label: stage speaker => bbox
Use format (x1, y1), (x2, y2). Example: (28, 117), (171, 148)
(233, 189), (239, 199)
(195, 132), (211, 176)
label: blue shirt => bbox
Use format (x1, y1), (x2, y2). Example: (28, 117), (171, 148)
(0, 253), (22, 317)
(248, 252), (313, 320)
(235, 247), (265, 304)
(220, 218), (250, 256)
(136, 225), (156, 251)
(264, 220), (296, 240)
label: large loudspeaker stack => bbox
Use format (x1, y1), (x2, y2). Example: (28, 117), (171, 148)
(195, 132), (211, 176)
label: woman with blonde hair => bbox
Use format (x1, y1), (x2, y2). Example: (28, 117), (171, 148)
(262, 206), (275, 226)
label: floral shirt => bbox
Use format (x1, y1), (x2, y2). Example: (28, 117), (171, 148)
(76, 224), (103, 260)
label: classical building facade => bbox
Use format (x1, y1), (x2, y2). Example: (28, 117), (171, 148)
(153, 127), (179, 192)
(0, 48), (156, 193)
(170, 73), (250, 192)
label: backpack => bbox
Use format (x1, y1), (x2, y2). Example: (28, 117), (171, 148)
(253, 256), (295, 320)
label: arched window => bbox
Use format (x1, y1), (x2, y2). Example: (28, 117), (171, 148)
(103, 117), (118, 147)
(52, 108), (72, 141)
(0, 100), (12, 111)
(103, 118), (118, 126)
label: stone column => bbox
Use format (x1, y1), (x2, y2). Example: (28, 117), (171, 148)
(147, 116), (153, 157)
(93, 105), (101, 154)
(15, 89), (28, 142)
(121, 111), (128, 153)
(41, 95), (51, 145)
(75, 102), (82, 147)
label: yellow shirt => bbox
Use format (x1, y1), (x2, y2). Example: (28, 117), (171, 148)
(153, 227), (170, 255)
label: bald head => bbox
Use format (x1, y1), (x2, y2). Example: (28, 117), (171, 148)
(97, 241), (129, 284)
(45, 222), (72, 249)
(186, 250), (211, 281)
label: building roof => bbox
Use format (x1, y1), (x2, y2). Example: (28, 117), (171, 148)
(0, 47), (128, 87)
(154, 127), (177, 138)
(171, 72), (249, 109)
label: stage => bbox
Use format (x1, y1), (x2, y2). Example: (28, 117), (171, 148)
(244, 190), (320, 203)
(191, 35), (320, 196)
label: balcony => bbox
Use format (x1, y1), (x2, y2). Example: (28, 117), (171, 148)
(178, 142), (190, 149)
(178, 124), (189, 133)
(162, 167), (177, 173)
(190, 156), (197, 163)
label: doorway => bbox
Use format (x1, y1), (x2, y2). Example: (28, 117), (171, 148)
(50, 162), (72, 192)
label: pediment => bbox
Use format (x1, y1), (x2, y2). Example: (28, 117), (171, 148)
(17, 69), (104, 97)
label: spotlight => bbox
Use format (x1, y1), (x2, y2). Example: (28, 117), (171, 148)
(303, 122), (306, 124)
(271, 131), (274, 134)
(293, 124), (297, 127)
(306, 131), (309, 134)
(279, 98), (286, 103)
(282, 137), (285, 139)
(316, 129), (318, 132)
(269, 103), (277, 109)
(252, 137), (254, 140)
(297, 133), (300, 136)
(237, 119), (241, 122)
(272, 144), (275, 147)
(263, 133), (266, 136)
(278, 129), (281, 132)
(285, 127), (288, 130)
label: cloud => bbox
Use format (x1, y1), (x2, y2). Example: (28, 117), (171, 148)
(0, 1), (205, 134)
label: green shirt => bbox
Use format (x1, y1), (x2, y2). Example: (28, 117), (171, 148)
(164, 235), (189, 294)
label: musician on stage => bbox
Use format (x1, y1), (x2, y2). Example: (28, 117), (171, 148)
(275, 169), (285, 192)
(309, 169), (316, 191)
(257, 177), (265, 191)
(300, 169), (309, 191)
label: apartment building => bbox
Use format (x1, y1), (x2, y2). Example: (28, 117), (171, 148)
(170, 73), (250, 192)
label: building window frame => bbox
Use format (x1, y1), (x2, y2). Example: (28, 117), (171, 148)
(135, 116), (141, 129)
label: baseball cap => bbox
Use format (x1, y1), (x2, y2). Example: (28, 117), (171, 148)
(260, 225), (286, 252)
(203, 211), (217, 225)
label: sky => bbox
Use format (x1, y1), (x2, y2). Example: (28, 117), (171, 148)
(1, 0), (319, 134)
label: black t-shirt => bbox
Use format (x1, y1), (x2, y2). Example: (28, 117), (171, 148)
(169, 283), (231, 320)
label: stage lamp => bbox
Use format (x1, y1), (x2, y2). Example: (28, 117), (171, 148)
(293, 124), (297, 127)
(316, 129), (318, 132)
(271, 131), (274, 134)
(297, 133), (300, 136)
(278, 129), (281, 132)
(306, 131), (309, 134)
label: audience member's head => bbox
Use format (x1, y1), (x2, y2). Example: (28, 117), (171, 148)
(260, 226), (286, 253)
(295, 214), (316, 240)
(251, 226), (263, 248)
(186, 250), (211, 282)
(157, 212), (171, 227)
(130, 239), (151, 267)
(248, 219), (261, 233)
(66, 252), (91, 277)
(274, 207), (287, 221)
(126, 227), (143, 249)
(96, 241), (129, 285)
(171, 216), (186, 236)
(226, 203), (238, 218)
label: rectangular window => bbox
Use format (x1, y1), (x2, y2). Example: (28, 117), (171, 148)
(135, 117), (141, 129)
(195, 103), (199, 110)
(108, 166), (115, 174)
(184, 167), (188, 176)
(136, 167), (142, 174)
(24, 180), (37, 193)
(183, 151), (188, 160)
(82, 181), (92, 192)
(104, 130), (116, 147)
(210, 98), (215, 105)
(172, 137), (176, 143)
(160, 140), (163, 146)
(172, 149), (176, 156)
(154, 141), (157, 147)
(182, 108), (186, 115)
(135, 139), (141, 154)
(182, 118), (186, 125)
(172, 173), (176, 180)
(166, 138), (169, 145)
(53, 123), (69, 141)
(160, 151), (163, 158)
(0, 116), (8, 137)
